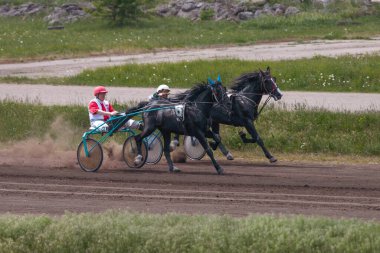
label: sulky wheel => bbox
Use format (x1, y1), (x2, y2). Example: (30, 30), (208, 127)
(77, 138), (103, 172)
(183, 135), (206, 160)
(145, 134), (163, 165)
(123, 136), (148, 168)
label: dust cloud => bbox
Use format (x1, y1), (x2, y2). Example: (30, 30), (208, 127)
(0, 117), (127, 171)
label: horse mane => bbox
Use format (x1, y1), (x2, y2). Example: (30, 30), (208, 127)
(173, 82), (209, 101)
(230, 71), (261, 92)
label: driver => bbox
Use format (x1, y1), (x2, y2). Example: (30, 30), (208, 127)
(149, 84), (171, 101)
(89, 86), (141, 131)
(148, 84), (180, 150)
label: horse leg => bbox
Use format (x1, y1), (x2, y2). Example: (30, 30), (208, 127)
(239, 130), (256, 143)
(206, 129), (234, 160)
(216, 136), (234, 160)
(194, 130), (223, 175)
(162, 131), (180, 172)
(208, 122), (234, 160)
(243, 121), (277, 163)
(134, 125), (155, 164)
(206, 130), (218, 151)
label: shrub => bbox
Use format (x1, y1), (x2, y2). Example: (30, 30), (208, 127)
(200, 9), (214, 21)
(94, 0), (150, 26)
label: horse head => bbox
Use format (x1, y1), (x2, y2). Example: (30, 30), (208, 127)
(259, 67), (283, 101)
(207, 75), (228, 105)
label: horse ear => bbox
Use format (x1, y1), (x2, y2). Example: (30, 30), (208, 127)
(259, 68), (265, 77)
(208, 77), (215, 86)
(266, 66), (271, 73)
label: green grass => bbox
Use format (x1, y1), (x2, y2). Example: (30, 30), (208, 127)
(221, 107), (380, 156)
(0, 12), (379, 62)
(5, 54), (378, 93)
(1, 101), (379, 157)
(0, 211), (379, 253)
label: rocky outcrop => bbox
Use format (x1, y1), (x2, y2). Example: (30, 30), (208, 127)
(0, 2), (94, 25)
(0, 0), (376, 24)
(156, 0), (300, 21)
(0, 3), (45, 16)
(44, 3), (94, 25)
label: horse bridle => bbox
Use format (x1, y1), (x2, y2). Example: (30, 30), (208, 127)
(209, 83), (231, 112)
(261, 74), (279, 97)
(230, 74), (279, 118)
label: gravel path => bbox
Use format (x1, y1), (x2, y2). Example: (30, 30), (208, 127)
(1, 39), (379, 78)
(2, 84), (380, 112)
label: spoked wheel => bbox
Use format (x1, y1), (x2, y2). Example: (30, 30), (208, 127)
(183, 135), (206, 160)
(77, 138), (103, 172)
(123, 136), (148, 168)
(145, 134), (163, 165)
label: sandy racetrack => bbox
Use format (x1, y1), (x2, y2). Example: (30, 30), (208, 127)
(1, 153), (379, 220)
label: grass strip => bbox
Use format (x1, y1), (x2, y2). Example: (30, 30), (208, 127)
(0, 12), (380, 62)
(0, 211), (379, 253)
(2, 55), (379, 93)
(65, 55), (380, 93)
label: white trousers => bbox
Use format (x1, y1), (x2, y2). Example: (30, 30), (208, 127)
(90, 119), (140, 132)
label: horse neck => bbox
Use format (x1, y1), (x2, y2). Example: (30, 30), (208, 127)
(192, 89), (213, 117)
(240, 83), (263, 106)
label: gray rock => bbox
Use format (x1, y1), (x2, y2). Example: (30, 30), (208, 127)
(238, 11), (254, 20)
(44, 4), (89, 24)
(0, 5), (10, 16)
(285, 6), (300, 16)
(274, 7), (284, 15)
(182, 2), (197, 12)
(156, 5), (171, 16)
(254, 9), (264, 18)
(177, 9), (199, 19)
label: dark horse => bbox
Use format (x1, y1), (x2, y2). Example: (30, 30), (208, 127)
(210, 67), (283, 162)
(130, 81), (227, 174)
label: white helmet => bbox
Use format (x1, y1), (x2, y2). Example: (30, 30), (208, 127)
(157, 84), (170, 93)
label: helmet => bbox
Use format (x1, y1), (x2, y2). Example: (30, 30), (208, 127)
(94, 86), (108, 96)
(157, 84), (170, 93)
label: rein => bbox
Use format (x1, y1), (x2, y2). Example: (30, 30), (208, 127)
(257, 96), (272, 117)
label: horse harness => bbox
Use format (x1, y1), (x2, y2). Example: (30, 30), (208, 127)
(154, 103), (186, 128)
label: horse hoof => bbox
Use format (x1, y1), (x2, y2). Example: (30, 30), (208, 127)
(226, 152), (234, 160)
(216, 167), (224, 175)
(169, 140), (179, 152)
(269, 157), (277, 163)
(170, 166), (181, 173)
(169, 145), (176, 152)
(134, 155), (143, 165)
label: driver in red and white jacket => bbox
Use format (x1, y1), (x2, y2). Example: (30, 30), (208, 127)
(89, 86), (140, 131)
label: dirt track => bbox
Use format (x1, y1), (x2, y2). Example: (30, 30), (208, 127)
(0, 157), (379, 220)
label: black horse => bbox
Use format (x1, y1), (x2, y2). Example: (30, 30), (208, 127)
(130, 81), (227, 174)
(209, 67), (283, 162)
